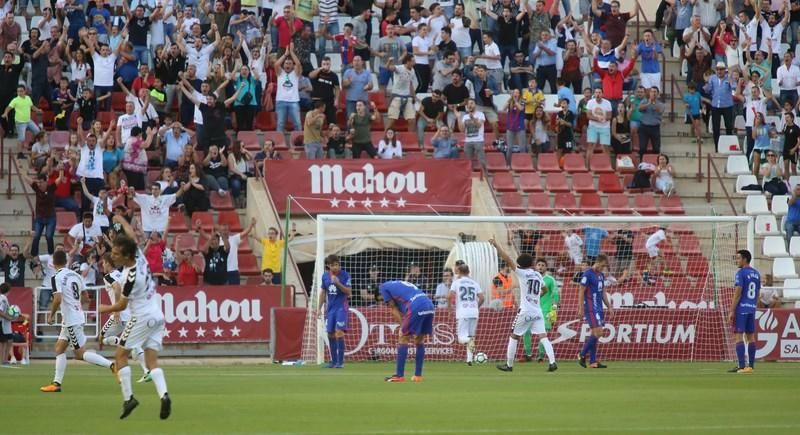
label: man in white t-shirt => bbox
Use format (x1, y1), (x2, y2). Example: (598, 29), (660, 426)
(66, 213), (104, 259)
(80, 178), (113, 230)
(274, 45), (303, 134)
(116, 101), (140, 146)
(223, 217), (257, 285)
(386, 54), (419, 132)
(129, 185), (180, 235)
(87, 39), (117, 110)
(457, 98), (487, 169)
(433, 268), (454, 308)
(643, 227), (667, 285)
(477, 32), (503, 87)
(177, 23), (219, 80)
(564, 230), (584, 266)
(585, 88), (613, 167)
(449, 4), (472, 59)
(449, 262), (484, 365)
(76, 134), (105, 212)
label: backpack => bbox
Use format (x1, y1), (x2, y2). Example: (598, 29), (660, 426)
(629, 170), (652, 189)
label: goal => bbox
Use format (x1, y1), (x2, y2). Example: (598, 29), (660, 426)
(300, 215), (754, 364)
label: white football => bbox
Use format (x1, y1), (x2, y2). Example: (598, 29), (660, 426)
(474, 352), (488, 364)
(7, 305), (20, 318)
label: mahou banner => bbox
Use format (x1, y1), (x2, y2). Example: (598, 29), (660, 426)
(756, 309), (800, 361)
(263, 160), (472, 214)
(338, 307), (727, 362)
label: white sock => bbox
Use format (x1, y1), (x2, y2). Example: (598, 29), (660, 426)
(135, 349), (148, 374)
(82, 351), (113, 369)
(54, 353), (67, 384)
(119, 366), (133, 401)
(506, 337), (519, 368)
(466, 348), (473, 363)
(541, 337), (556, 364)
(149, 368), (168, 399)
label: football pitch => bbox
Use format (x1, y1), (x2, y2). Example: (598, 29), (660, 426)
(3, 361), (799, 434)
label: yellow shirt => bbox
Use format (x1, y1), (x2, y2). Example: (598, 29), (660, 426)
(261, 238), (285, 272)
(522, 89), (544, 115)
(9, 96), (34, 123)
(295, 0), (318, 23)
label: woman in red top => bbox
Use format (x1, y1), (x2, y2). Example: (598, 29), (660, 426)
(711, 21), (733, 65)
(48, 159), (81, 218)
(144, 231), (167, 276)
(561, 39), (582, 94)
(176, 249), (200, 286)
(261, 53), (278, 111)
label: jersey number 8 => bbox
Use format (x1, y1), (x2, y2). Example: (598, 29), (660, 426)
(71, 282), (80, 300)
(747, 282), (757, 299)
(459, 286), (477, 302)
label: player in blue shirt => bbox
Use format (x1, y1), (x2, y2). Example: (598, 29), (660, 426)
(379, 280), (435, 383)
(729, 249), (760, 374)
(577, 254), (613, 369)
(319, 255), (352, 369)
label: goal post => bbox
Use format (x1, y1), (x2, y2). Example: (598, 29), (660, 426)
(302, 215), (754, 364)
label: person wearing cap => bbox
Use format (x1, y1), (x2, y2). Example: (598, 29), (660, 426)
(704, 61), (735, 146)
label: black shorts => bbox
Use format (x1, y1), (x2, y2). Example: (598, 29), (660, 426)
(0, 332), (12, 342)
(783, 151), (797, 163)
(525, 113), (534, 121)
(689, 114), (701, 121)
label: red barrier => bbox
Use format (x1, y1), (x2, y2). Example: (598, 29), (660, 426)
(271, 307), (306, 361)
(756, 309), (800, 361)
(8, 287), (33, 317)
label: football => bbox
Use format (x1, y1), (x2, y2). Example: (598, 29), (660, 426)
(7, 305), (20, 319)
(474, 352), (488, 364)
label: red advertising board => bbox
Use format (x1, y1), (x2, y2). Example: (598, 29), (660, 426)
(8, 288), (33, 318)
(337, 307), (728, 362)
(756, 309), (800, 361)
(263, 159), (472, 214)
(98, 285), (291, 343)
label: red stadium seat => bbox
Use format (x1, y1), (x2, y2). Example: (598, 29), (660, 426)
(262, 131), (288, 150)
(191, 211), (214, 232)
(238, 236), (253, 254)
(97, 112), (115, 130)
(491, 173), (517, 192)
(642, 154), (659, 166)
(571, 172), (595, 193)
(553, 192), (578, 214)
(633, 194), (658, 215)
(589, 153), (614, 173)
(56, 211), (77, 233)
(146, 169), (161, 187)
(173, 234), (198, 252)
(527, 192), (552, 214)
(685, 256), (709, 278)
(167, 212), (189, 233)
(254, 112), (277, 131)
(396, 132), (418, 151)
(210, 191), (234, 210)
(579, 193), (605, 215)
(369, 92), (388, 112)
(510, 153), (534, 172)
(238, 254), (260, 276)
(607, 194), (633, 214)
(50, 131), (70, 149)
(217, 211), (243, 233)
(598, 173), (623, 193)
(370, 116), (386, 131)
(677, 233), (703, 256)
(111, 92), (128, 112)
(42, 111), (55, 131)
(237, 131), (259, 150)
(518, 172), (543, 192)
(538, 233), (563, 256)
(545, 172), (570, 192)
(659, 195), (685, 215)
(486, 153), (508, 172)
(499, 192), (526, 214)
(536, 153), (560, 172)
(562, 153), (587, 173)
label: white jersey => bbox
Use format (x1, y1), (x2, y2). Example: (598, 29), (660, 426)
(645, 229), (666, 249)
(516, 267), (544, 314)
(53, 267), (85, 327)
(103, 270), (131, 322)
(565, 233), (583, 258)
(121, 252), (162, 318)
(449, 276), (483, 319)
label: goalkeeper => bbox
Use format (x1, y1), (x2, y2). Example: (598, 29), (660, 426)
(524, 259), (560, 362)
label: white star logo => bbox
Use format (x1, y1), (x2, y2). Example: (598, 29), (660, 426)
(379, 197), (390, 207)
(362, 198), (373, 208)
(213, 327), (224, 337)
(346, 197), (356, 208)
(164, 328), (171, 338)
(178, 327), (188, 338)
(230, 326), (241, 337)
(196, 327), (206, 337)
(329, 197), (340, 208)
(396, 197), (406, 208)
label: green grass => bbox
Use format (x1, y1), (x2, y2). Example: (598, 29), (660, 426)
(2, 361), (799, 434)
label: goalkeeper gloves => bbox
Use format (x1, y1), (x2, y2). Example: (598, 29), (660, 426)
(546, 309), (557, 324)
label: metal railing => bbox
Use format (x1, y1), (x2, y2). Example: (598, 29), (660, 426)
(2, 127), (36, 226)
(706, 153), (738, 216)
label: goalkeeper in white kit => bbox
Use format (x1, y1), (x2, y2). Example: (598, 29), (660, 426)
(449, 262), (485, 365)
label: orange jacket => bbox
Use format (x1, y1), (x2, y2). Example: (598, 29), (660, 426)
(491, 272), (515, 308)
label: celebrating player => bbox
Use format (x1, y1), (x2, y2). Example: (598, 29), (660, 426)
(449, 262), (485, 365)
(524, 258), (560, 363)
(489, 237), (558, 373)
(729, 249), (761, 374)
(319, 254), (352, 369)
(379, 280), (435, 382)
(101, 215), (171, 420)
(578, 254), (613, 369)
(39, 250), (115, 393)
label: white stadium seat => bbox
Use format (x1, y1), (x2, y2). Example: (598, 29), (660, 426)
(726, 155), (750, 176)
(772, 195), (790, 216)
(755, 215), (780, 236)
(773, 257), (798, 279)
(790, 175), (800, 188)
(492, 94), (511, 111)
(763, 236), (789, 257)
(790, 237), (800, 257)
(717, 135), (742, 154)
(735, 175), (760, 195)
(745, 195), (770, 215)
(782, 278), (800, 300)
(734, 115), (746, 131)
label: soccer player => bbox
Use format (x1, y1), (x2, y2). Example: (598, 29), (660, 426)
(578, 254), (613, 369)
(729, 249), (761, 374)
(39, 250), (115, 393)
(448, 262), (484, 365)
(379, 280), (435, 382)
(524, 258), (560, 363)
(100, 215), (171, 419)
(643, 226), (667, 285)
(99, 254), (150, 383)
(489, 237), (558, 373)
(319, 254), (352, 369)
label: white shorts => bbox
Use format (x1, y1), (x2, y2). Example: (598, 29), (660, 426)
(569, 252), (583, 265)
(456, 317), (478, 342)
(101, 317), (125, 338)
(58, 324), (87, 349)
(647, 245), (659, 258)
(511, 310), (546, 336)
(120, 314), (166, 352)
(640, 73), (662, 91)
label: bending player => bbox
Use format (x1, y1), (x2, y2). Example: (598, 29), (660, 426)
(643, 226), (667, 285)
(319, 254), (352, 368)
(100, 215), (171, 419)
(729, 249), (760, 374)
(578, 254), (613, 369)
(489, 237), (558, 373)
(448, 262), (484, 365)
(40, 250), (115, 393)
(379, 280), (435, 382)
(524, 258), (559, 362)
(99, 254), (150, 382)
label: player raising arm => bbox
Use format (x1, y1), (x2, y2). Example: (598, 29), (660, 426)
(40, 251), (115, 393)
(449, 262), (485, 365)
(318, 254), (352, 369)
(489, 237), (558, 373)
(524, 258), (560, 362)
(379, 280), (435, 382)
(728, 249), (761, 374)
(577, 254), (613, 369)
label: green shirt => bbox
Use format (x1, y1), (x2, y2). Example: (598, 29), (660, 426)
(629, 96), (643, 122)
(540, 274), (560, 314)
(295, 0), (318, 23)
(8, 96), (34, 123)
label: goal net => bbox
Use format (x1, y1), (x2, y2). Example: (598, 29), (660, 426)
(300, 215), (754, 364)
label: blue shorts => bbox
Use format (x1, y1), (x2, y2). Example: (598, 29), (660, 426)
(378, 67), (392, 87)
(584, 305), (605, 328)
(733, 311), (756, 333)
(326, 307), (348, 333)
(402, 300), (435, 336)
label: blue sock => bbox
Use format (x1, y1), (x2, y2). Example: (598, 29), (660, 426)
(580, 336), (595, 358)
(747, 342), (756, 369)
(396, 344), (408, 377)
(589, 337), (598, 364)
(329, 338), (338, 364)
(336, 338), (345, 366)
(415, 344), (425, 377)
(736, 342), (746, 369)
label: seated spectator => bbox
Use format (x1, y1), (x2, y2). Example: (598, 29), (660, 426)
(156, 167), (181, 195)
(653, 154), (677, 197)
(759, 274), (782, 308)
(122, 127), (158, 191)
(254, 139), (282, 166)
(29, 131), (52, 172)
(48, 160), (80, 218)
(761, 150), (787, 196)
(325, 124), (351, 159)
(377, 128), (403, 159)
(203, 145), (229, 194)
(227, 141), (253, 208)
(431, 125), (459, 159)
(159, 121), (194, 169)
(181, 163), (211, 217)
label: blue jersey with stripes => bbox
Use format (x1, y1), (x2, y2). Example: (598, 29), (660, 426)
(379, 280), (432, 314)
(322, 270), (351, 314)
(580, 267), (605, 313)
(734, 266), (760, 314)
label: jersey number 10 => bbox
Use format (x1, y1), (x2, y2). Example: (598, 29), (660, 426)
(526, 279), (541, 296)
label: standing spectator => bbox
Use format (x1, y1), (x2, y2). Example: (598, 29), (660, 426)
(0, 239), (31, 287)
(593, 58), (636, 118)
(786, 184), (800, 247)
(0, 12), (20, 56)
(349, 100), (379, 158)
(233, 65), (259, 131)
(585, 88), (613, 167)
(476, 31), (504, 89)
(175, 249), (201, 286)
(484, 5), (526, 71)
(79, 177), (112, 232)
(490, 264), (515, 309)
(66, 212), (103, 257)
(530, 105), (552, 153)
(582, 226), (609, 266)
(412, 24), (435, 93)
(86, 39), (120, 110)
(612, 229), (634, 282)
(203, 145), (229, 193)
(386, 54), (418, 133)
(180, 163), (211, 218)
(704, 61), (736, 148)
(129, 183), (180, 236)
(116, 101), (141, 150)
(182, 84), (242, 151)
(465, 63), (501, 140)
(525, 0), (558, 51)
(458, 98), (488, 170)
(638, 87), (665, 159)
(303, 101), (327, 159)
(504, 89), (527, 162)
(376, 23), (406, 95)
(122, 127), (158, 191)
(176, 23), (220, 81)
(317, 0), (340, 57)
(227, 142), (253, 208)
(160, 122), (193, 168)
(634, 29), (664, 91)
(433, 267), (453, 308)
(777, 52), (800, 107)
(309, 57), (340, 125)
(783, 111), (800, 176)
(260, 226), (284, 284)
(556, 98), (577, 159)
(449, 4), (473, 59)
(19, 171), (56, 256)
(531, 30), (558, 93)
(76, 132), (105, 213)
(223, 218), (257, 285)
(274, 4), (303, 55)
(49, 161), (80, 218)
(593, 0), (639, 48)
(431, 125), (459, 159)
(2, 85), (42, 157)
(443, 70), (471, 130)
(351, 8), (372, 62)
(416, 90), (446, 147)
(273, 44), (303, 135)
(508, 50), (534, 91)
(143, 230), (168, 280)
(200, 225), (229, 286)
(0, 52), (24, 137)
